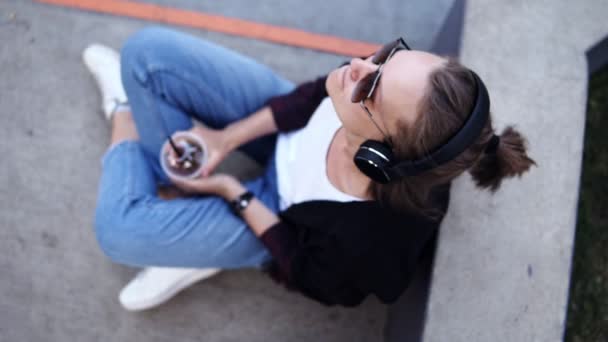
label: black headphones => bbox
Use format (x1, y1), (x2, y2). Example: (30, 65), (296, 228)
(353, 71), (490, 184)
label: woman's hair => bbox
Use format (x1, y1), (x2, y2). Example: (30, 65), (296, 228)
(368, 58), (537, 221)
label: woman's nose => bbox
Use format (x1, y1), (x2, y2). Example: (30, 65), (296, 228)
(349, 58), (377, 81)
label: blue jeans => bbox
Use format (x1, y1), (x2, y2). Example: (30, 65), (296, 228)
(94, 26), (295, 269)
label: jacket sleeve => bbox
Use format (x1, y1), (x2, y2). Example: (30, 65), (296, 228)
(259, 220), (362, 306)
(258, 222), (297, 286)
(265, 75), (328, 133)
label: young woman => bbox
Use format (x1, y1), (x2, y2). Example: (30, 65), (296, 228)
(84, 26), (535, 311)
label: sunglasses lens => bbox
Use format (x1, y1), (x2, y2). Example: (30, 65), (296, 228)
(371, 39), (399, 64)
(351, 71), (378, 103)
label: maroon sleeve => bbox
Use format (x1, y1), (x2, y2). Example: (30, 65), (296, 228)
(265, 75), (328, 132)
(259, 216), (370, 307)
(258, 217), (352, 306)
(259, 222), (297, 286)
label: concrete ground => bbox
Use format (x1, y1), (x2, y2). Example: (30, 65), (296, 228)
(0, 1), (452, 341)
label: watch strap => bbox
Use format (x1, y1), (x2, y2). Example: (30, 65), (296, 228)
(230, 191), (254, 216)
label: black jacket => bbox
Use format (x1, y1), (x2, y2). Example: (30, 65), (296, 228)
(257, 75), (451, 306)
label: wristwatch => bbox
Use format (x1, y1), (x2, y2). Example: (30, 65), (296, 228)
(230, 191), (254, 216)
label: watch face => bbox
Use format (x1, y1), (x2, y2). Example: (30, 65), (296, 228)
(232, 191), (253, 215)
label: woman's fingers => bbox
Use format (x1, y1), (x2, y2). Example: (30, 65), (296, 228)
(189, 125), (232, 176)
(201, 150), (223, 177)
(169, 173), (234, 196)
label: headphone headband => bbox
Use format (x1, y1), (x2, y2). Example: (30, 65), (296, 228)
(387, 71), (490, 179)
(354, 70), (491, 184)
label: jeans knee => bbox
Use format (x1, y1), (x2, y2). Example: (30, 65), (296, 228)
(94, 197), (143, 264)
(120, 26), (174, 86)
(121, 26), (170, 57)
(94, 200), (120, 259)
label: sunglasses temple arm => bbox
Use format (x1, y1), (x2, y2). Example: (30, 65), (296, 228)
(360, 102), (394, 147)
(399, 37), (411, 50)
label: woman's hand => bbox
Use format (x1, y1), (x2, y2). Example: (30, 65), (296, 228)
(188, 123), (236, 177)
(169, 173), (243, 199)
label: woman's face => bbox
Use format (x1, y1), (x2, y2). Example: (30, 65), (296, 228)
(326, 50), (446, 143)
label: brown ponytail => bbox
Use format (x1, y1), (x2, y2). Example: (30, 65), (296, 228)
(369, 58), (537, 220)
(469, 126), (537, 192)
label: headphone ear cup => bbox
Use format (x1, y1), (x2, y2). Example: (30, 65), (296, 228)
(353, 140), (394, 183)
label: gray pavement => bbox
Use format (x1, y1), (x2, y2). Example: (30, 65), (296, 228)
(0, 0), (451, 341)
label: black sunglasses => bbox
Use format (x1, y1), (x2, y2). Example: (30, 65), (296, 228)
(350, 38), (411, 146)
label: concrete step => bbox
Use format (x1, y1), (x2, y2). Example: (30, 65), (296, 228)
(422, 1), (608, 341)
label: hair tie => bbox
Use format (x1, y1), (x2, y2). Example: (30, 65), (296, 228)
(484, 134), (500, 154)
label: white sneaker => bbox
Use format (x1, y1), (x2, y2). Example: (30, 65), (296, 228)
(82, 43), (128, 120)
(119, 267), (221, 311)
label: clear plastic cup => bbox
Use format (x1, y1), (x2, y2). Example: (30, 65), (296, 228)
(160, 131), (207, 180)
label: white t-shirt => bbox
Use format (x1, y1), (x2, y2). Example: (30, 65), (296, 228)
(274, 98), (364, 211)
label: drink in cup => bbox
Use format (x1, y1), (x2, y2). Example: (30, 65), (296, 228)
(160, 131), (207, 180)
